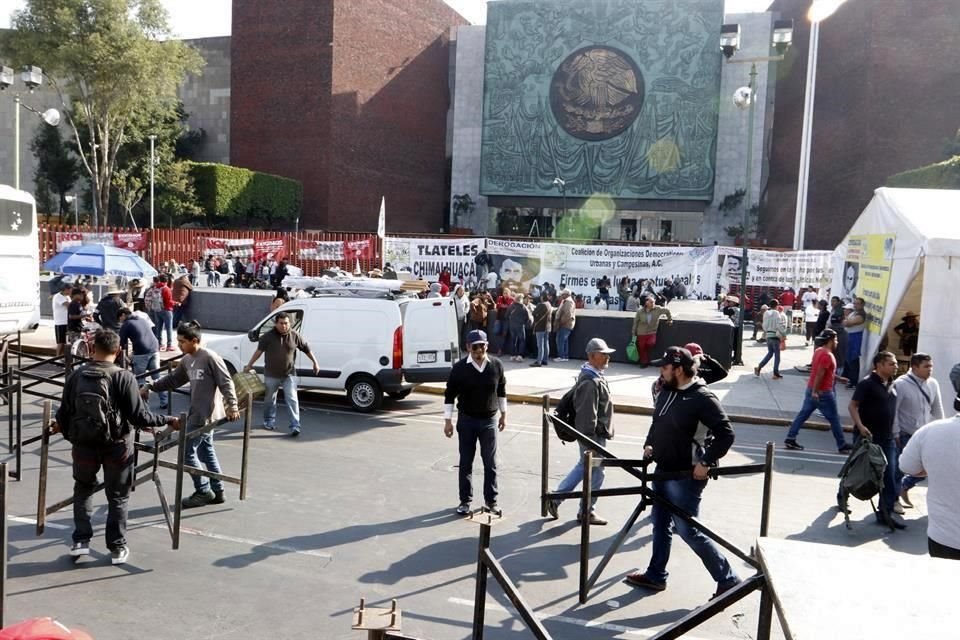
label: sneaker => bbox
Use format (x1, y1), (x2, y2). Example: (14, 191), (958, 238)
(211, 490), (225, 505)
(456, 502), (471, 515)
(625, 572), (666, 591)
(754, 366), (761, 377)
(552, 357), (564, 362)
(838, 443), (853, 454)
(263, 424), (276, 431)
(892, 501), (905, 515)
(545, 500), (559, 520)
(69, 541), (90, 557)
(900, 488), (913, 508)
(877, 510), (907, 530)
(783, 439), (805, 451)
(577, 513), (609, 526)
(182, 489), (216, 509)
(483, 502), (503, 517)
(529, 362), (542, 367)
(290, 425), (301, 437)
(772, 374), (783, 380)
(110, 546), (130, 565)
(712, 579), (741, 599)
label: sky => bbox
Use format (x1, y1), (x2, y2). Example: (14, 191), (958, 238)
(0, 0), (774, 38)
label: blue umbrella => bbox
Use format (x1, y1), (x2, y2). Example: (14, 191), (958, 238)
(43, 244), (158, 278)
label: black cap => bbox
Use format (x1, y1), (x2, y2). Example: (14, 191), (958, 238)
(819, 328), (838, 341)
(650, 346), (695, 368)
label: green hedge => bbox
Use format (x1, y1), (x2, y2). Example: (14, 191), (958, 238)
(887, 156), (960, 189)
(186, 162), (302, 222)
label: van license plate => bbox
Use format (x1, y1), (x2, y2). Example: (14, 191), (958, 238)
(417, 352), (437, 364)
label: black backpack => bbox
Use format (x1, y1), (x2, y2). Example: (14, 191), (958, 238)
(68, 365), (121, 445)
(552, 385), (579, 442)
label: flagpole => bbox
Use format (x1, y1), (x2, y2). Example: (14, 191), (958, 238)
(377, 196), (386, 270)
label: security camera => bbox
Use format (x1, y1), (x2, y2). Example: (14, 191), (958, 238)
(732, 86), (753, 110)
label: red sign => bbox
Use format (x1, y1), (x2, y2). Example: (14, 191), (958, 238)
(55, 231), (147, 252)
(254, 239), (285, 261)
(114, 232), (147, 251)
(344, 238), (374, 260)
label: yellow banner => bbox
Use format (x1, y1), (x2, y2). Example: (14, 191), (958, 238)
(844, 234), (895, 333)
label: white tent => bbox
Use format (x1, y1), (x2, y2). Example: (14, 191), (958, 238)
(831, 187), (960, 389)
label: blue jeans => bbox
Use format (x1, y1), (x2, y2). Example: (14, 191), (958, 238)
(757, 337), (781, 375)
(786, 388), (848, 449)
(509, 326), (526, 356)
(898, 431), (923, 492)
(153, 310), (173, 348)
(263, 374), (301, 430)
(185, 428), (223, 494)
(457, 414), (498, 505)
(554, 438), (606, 513)
(557, 327), (572, 360)
(131, 352), (167, 407)
(845, 331), (863, 383)
(535, 331), (549, 364)
(644, 477), (738, 587)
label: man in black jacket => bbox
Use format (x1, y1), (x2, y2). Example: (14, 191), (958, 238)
(443, 330), (507, 516)
(53, 329), (179, 565)
(626, 346), (739, 598)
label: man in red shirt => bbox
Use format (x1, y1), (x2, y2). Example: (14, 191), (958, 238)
(783, 329), (852, 452)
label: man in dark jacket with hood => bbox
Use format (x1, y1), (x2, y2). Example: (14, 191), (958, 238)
(626, 346), (739, 598)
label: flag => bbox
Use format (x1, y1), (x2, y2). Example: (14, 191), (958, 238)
(377, 196), (386, 239)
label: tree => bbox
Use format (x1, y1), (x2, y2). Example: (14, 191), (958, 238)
(30, 123), (81, 222)
(156, 160), (201, 226)
(944, 128), (960, 160)
(3, 0), (203, 228)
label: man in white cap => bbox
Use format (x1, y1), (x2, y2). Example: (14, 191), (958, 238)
(546, 338), (615, 525)
(443, 330), (507, 515)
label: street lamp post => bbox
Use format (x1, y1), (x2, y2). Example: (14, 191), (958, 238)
(723, 20), (794, 366)
(793, 0), (849, 249)
(2, 66), (60, 191)
(149, 134), (156, 229)
(552, 177), (566, 238)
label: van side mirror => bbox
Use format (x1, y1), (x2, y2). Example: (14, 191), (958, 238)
(248, 330), (259, 342)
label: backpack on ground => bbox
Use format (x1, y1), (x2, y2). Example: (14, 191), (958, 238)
(836, 435), (887, 529)
(144, 286), (164, 313)
(67, 365), (121, 445)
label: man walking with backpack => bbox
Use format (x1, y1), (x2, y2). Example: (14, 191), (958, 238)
(848, 351), (905, 529)
(53, 329), (180, 565)
(546, 338), (616, 525)
(626, 346), (739, 598)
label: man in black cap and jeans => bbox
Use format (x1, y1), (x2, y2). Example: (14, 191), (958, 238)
(443, 330), (507, 515)
(626, 346), (739, 598)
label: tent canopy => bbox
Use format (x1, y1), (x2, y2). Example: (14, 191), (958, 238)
(832, 187), (960, 391)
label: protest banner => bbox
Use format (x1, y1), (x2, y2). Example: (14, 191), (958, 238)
(844, 234), (895, 332)
(55, 231), (148, 252)
(717, 247), (834, 292)
(385, 237), (483, 281)
(298, 240), (345, 261)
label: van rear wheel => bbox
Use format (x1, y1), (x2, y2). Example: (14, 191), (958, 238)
(347, 375), (383, 412)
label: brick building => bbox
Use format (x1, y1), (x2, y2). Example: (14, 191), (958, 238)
(764, 0), (960, 249)
(230, 0), (467, 233)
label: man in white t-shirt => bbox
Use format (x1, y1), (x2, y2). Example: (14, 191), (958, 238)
(484, 270), (498, 291)
(899, 395), (960, 560)
(801, 285), (818, 309)
(52, 281), (72, 356)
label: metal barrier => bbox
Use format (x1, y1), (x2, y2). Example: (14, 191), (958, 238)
(540, 396), (778, 640)
(35, 394), (253, 550)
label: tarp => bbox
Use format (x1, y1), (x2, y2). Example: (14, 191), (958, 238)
(830, 187), (960, 383)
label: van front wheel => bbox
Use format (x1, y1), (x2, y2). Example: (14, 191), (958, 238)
(347, 376), (383, 413)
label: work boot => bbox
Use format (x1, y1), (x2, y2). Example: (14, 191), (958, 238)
(182, 489), (216, 509)
(211, 490), (225, 505)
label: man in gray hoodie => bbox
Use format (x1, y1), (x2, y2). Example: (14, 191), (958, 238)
(142, 320), (240, 508)
(546, 338), (616, 525)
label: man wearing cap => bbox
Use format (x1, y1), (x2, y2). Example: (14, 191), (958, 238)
(626, 346), (739, 598)
(545, 338), (616, 525)
(632, 295), (672, 368)
(783, 329), (852, 452)
(94, 286), (127, 332)
(443, 330), (507, 516)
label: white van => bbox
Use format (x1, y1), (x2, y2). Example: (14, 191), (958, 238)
(203, 292), (460, 412)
